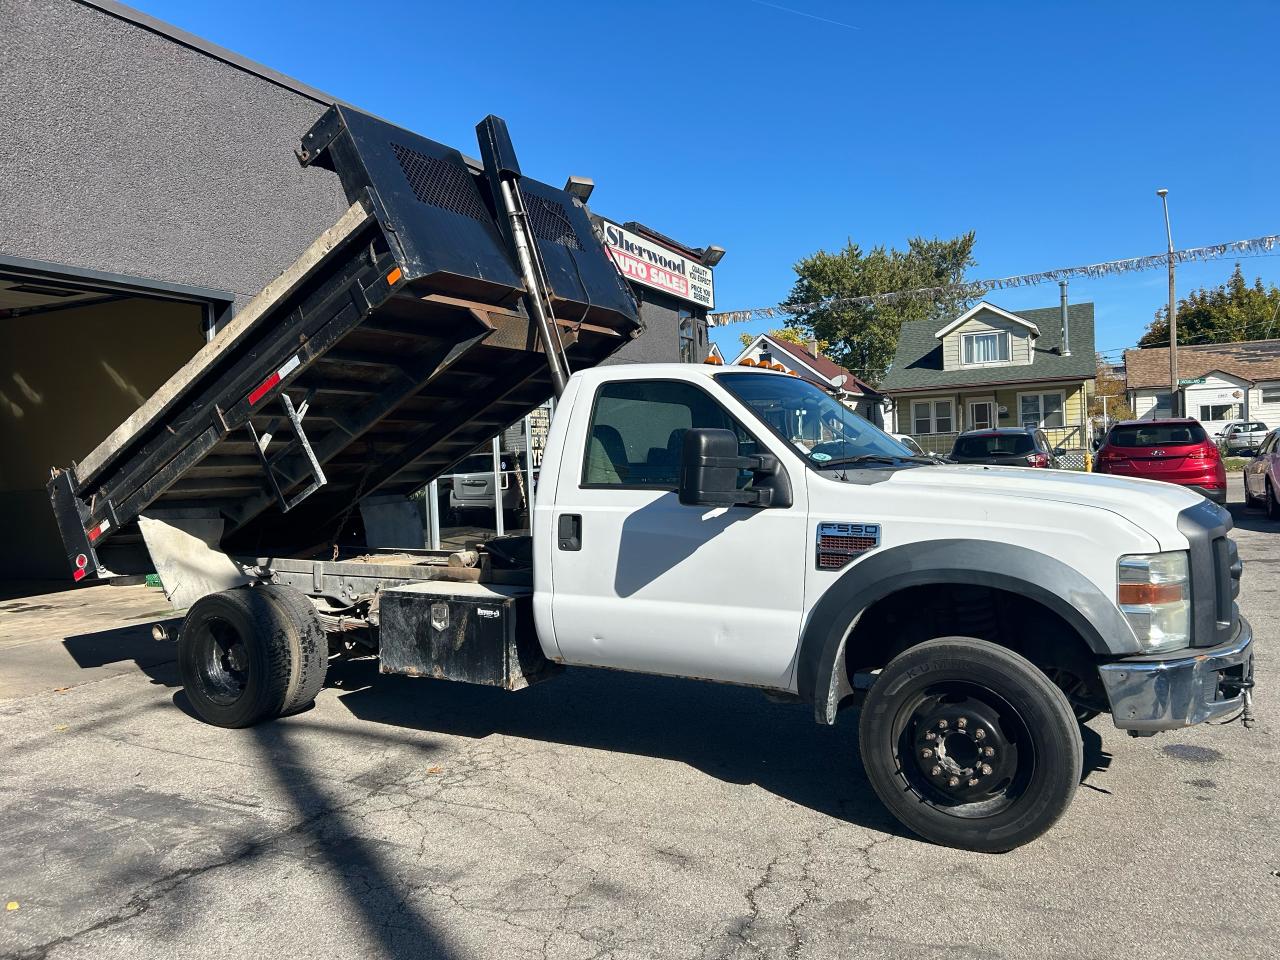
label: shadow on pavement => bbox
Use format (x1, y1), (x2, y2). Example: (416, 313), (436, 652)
(63, 617), (185, 685)
(331, 657), (913, 841)
(1225, 500), (1277, 534)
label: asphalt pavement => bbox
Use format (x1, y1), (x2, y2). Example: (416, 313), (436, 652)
(1, 481), (1277, 959)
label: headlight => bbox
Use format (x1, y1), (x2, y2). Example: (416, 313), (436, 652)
(1117, 552), (1190, 653)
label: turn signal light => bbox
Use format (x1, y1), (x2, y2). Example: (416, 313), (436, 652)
(1117, 582), (1185, 605)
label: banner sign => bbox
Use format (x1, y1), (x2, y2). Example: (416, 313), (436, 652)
(600, 221), (714, 309)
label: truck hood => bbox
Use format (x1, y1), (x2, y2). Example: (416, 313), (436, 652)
(889, 464), (1203, 548)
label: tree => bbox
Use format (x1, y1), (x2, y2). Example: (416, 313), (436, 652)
(1138, 264), (1280, 348)
(781, 233), (977, 384)
(738, 327), (830, 354)
(1089, 352), (1132, 423)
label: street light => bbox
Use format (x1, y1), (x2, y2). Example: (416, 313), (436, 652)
(1157, 188), (1178, 416)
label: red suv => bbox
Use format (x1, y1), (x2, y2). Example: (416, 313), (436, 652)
(1094, 419), (1226, 503)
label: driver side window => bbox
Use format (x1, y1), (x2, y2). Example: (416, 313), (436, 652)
(582, 380), (757, 489)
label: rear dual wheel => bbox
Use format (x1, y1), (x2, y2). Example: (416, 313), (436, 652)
(178, 584), (328, 728)
(858, 637), (1082, 853)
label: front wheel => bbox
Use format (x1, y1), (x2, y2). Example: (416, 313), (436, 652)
(1268, 480), (1280, 522)
(1243, 472), (1259, 508)
(858, 637), (1082, 853)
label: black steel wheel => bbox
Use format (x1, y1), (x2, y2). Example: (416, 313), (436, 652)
(858, 637), (1082, 852)
(178, 585), (327, 728)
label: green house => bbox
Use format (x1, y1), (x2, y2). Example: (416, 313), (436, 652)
(880, 301), (1096, 458)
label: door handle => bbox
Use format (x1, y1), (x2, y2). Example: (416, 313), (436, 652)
(557, 514), (582, 551)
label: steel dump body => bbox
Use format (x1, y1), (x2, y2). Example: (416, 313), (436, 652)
(48, 106), (640, 580)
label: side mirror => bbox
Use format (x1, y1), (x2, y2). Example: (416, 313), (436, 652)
(1053, 446), (1066, 456)
(678, 428), (792, 508)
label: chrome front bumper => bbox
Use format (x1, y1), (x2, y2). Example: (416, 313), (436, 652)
(1098, 618), (1254, 732)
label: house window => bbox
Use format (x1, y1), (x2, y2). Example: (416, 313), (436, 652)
(911, 399), (953, 434)
(962, 331), (1010, 364)
(678, 310), (697, 363)
(1261, 385), (1280, 404)
(1198, 403), (1241, 422)
(1019, 391), (1065, 428)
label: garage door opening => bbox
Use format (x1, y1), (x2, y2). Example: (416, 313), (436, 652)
(0, 255), (232, 583)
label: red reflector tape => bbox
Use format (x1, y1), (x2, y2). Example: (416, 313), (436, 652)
(247, 371), (281, 406)
(248, 355), (301, 406)
(73, 567), (87, 582)
(87, 518), (111, 542)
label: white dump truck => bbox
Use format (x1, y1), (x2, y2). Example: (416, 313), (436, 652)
(49, 105), (1253, 852)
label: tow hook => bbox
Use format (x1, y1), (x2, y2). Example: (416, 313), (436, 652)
(1220, 676), (1256, 730)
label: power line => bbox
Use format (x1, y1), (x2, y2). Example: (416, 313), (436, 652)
(708, 233), (1280, 326)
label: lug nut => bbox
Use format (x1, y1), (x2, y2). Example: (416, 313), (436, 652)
(925, 731), (937, 741)
(948, 776), (960, 787)
(931, 765), (942, 776)
(956, 717), (967, 729)
(974, 729), (986, 740)
(938, 719), (948, 729)
(983, 747), (995, 757)
(980, 764), (993, 775)
(921, 748), (933, 758)
(968, 778), (979, 787)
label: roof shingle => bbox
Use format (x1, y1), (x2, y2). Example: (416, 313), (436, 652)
(1123, 339), (1280, 389)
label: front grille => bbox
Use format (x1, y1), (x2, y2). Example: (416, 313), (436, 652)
(1178, 500), (1237, 647)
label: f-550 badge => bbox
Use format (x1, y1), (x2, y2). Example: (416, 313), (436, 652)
(816, 521), (881, 570)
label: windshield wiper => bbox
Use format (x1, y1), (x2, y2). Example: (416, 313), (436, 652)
(815, 453), (943, 468)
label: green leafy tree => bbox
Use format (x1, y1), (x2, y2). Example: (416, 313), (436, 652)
(781, 233), (977, 383)
(738, 327), (830, 354)
(1138, 264), (1280, 348)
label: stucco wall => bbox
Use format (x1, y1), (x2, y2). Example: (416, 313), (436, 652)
(0, 0), (349, 305)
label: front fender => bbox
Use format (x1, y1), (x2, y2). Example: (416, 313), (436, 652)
(797, 539), (1138, 723)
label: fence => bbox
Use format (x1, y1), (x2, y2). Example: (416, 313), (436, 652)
(907, 425), (1091, 470)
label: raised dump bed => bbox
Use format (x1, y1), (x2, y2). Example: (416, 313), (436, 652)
(48, 105), (640, 580)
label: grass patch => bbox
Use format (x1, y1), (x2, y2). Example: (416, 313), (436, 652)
(1223, 457), (1252, 472)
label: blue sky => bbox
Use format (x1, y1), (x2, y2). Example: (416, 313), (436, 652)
(136, 0), (1280, 367)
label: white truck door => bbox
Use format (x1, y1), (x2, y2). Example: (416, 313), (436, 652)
(549, 377), (808, 688)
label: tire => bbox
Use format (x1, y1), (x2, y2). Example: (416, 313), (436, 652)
(858, 637), (1083, 853)
(1268, 480), (1280, 522)
(1243, 472), (1258, 508)
(178, 584), (328, 728)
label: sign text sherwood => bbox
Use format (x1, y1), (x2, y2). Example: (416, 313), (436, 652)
(600, 221), (714, 309)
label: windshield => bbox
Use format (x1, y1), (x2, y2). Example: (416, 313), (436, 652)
(953, 434), (1035, 457)
(716, 372), (919, 468)
(1108, 423), (1206, 448)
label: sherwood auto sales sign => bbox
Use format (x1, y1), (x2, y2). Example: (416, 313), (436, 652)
(600, 221), (715, 309)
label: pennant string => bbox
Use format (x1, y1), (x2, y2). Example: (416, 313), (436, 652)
(707, 234), (1280, 326)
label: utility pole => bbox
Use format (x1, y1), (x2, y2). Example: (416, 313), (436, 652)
(1157, 188), (1178, 416)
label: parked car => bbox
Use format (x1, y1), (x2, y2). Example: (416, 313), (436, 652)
(447, 450), (525, 524)
(1217, 420), (1269, 455)
(1094, 419), (1226, 504)
(948, 427), (1062, 468)
(1243, 427), (1280, 518)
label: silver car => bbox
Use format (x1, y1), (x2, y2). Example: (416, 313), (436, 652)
(1218, 420), (1269, 455)
(447, 451), (525, 523)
